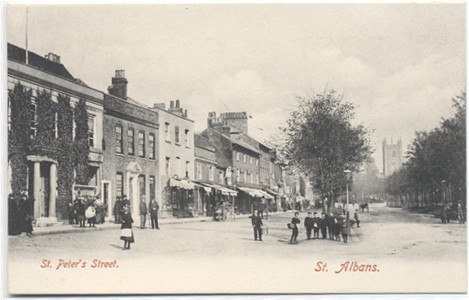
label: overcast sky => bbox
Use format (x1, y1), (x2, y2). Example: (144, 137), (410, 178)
(7, 4), (466, 172)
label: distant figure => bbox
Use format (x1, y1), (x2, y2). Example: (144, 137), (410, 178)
(341, 219), (352, 243)
(139, 196), (148, 229)
(21, 193), (34, 237)
(290, 212), (301, 243)
(333, 217), (341, 241)
(67, 202), (76, 225)
(457, 203), (465, 224)
(354, 209), (360, 228)
(251, 209), (263, 241)
(312, 212), (320, 239)
(304, 212), (313, 240)
(149, 198), (160, 229)
(120, 203), (134, 250)
(8, 194), (21, 235)
(77, 199), (86, 228)
(326, 212), (334, 240)
(320, 212), (327, 239)
(445, 204), (451, 224)
(114, 196), (122, 224)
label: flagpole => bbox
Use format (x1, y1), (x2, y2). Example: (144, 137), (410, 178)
(25, 7), (29, 64)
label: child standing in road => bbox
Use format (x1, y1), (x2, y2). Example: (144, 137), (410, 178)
(120, 203), (135, 250)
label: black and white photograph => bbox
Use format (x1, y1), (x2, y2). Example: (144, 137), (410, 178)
(4, 2), (467, 295)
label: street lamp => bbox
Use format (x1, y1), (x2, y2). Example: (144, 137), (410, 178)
(344, 169), (352, 220)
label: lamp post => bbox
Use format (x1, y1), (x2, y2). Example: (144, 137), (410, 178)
(344, 169), (352, 220)
(232, 185), (236, 221)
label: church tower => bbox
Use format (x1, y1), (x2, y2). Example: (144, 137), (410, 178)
(382, 138), (403, 176)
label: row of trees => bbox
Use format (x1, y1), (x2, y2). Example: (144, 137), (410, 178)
(385, 93), (466, 208)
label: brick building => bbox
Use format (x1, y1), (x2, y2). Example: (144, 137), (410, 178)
(102, 70), (159, 219)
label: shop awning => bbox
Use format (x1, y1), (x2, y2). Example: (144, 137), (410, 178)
(169, 178), (195, 190)
(201, 183), (238, 196)
(194, 183), (213, 194)
(266, 189), (279, 196)
(237, 187), (265, 198)
(258, 190), (275, 200)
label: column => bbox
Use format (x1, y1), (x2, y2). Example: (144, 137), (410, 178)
(49, 163), (57, 218)
(33, 162), (41, 219)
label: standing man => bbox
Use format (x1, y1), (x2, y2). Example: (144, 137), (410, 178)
(139, 195), (148, 229)
(304, 211), (313, 240)
(354, 209), (360, 228)
(21, 192), (34, 237)
(312, 212), (320, 239)
(290, 211), (301, 243)
(251, 209), (263, 241)
(114, 196), (122, 224)
(150, 198), (160, 229)
(326, 212), (334, 240)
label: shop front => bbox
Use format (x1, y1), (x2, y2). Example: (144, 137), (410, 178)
(164, 178), (196, 218)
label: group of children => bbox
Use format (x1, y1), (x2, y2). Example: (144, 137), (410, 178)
(289, 210), (359, 243)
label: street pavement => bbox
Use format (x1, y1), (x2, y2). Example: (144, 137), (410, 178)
(8, 203), (467, 294)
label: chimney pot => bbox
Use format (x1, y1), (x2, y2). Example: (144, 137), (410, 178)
(170, 100), (174, 108)
(176, 99), (180, 108)
(115, 70), (126, 78)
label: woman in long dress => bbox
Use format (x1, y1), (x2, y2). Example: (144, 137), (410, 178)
(120, 203), (134, 250)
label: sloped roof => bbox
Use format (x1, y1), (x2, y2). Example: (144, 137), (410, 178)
(194, 133), (215, 152)
(229, 134), (260, 155)
(201, 128), (233, 169)
(8, 43), (75, 81)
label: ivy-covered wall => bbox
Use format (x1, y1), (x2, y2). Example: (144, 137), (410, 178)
(8, 82), (91, 220)
(8, 83), (31, 198)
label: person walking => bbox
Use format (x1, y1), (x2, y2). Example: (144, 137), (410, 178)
(290, 212), (301, 243)
(341, 218), (352, 243)
(120, 203), (134, 250)
(354, 209), (360, 228)
(312, 212), (320, 239)
(251, 209), (263, 241)
(139, 196), (148, 229)
(114, 196), (122, 224)
(441, 205), (447, 224)
(304, 212), (313, 240)
(149, 198), (160, 229)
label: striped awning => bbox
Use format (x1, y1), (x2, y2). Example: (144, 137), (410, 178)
(169, 178), (195, 190)
(201, 183), (238, 196)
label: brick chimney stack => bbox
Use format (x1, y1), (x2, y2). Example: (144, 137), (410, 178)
(168, 99), (185, 117)
(108, 70), (128, 99)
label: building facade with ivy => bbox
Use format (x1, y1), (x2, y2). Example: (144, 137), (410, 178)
(102, 70), (159, 219)
(7, 43), (104, 224)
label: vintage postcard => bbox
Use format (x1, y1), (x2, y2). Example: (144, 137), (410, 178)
(5, 3), (467, 295)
